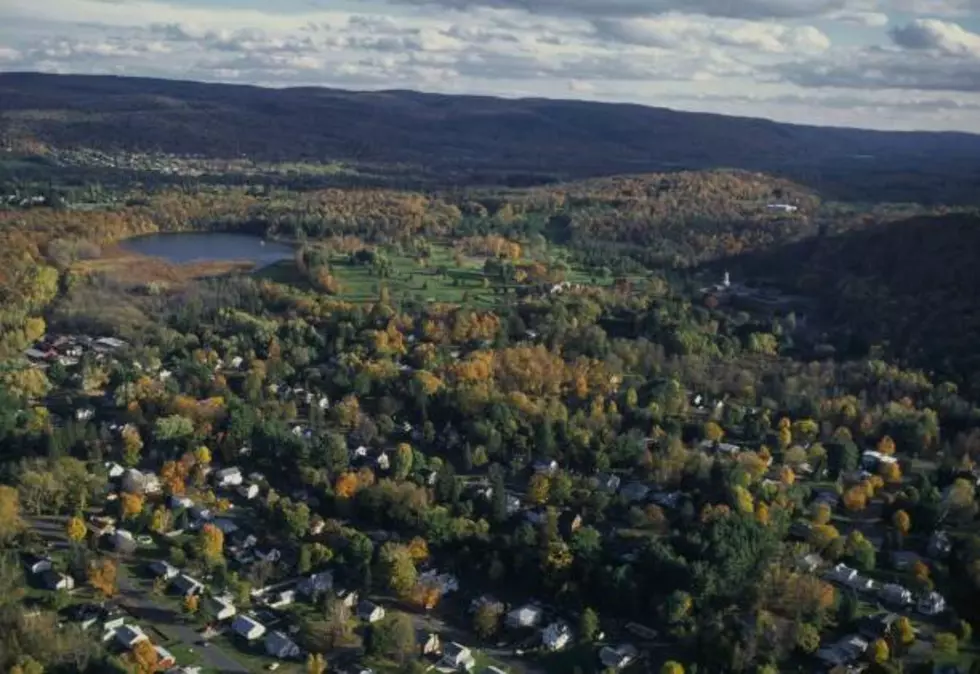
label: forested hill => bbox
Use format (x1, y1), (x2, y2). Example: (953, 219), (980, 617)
(2, 72), (980, 202)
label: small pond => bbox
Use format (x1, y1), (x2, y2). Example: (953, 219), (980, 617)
(120, 232), (293, 268)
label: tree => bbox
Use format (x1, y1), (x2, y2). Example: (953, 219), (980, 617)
(88, 558), (118, 599)
(812, 502), (832, 525)
(877, 435), (896, 456)
(704, 421), (724, 443)
(0, 486), (24, 544)
(194, 445), (212, 465)
(377, 543), (417, 599)
(842, 486), (868, 512)
(120, 492), (145, 520)
(306, 653), (327, 674)
(367, 613), (416, 664)
(183, 594), (199, 616)
(150, 507), (170, 535)
(895, 616), (916, 646)
(872, 638), (890, 664)
(9, 656), (44, 674)
(780, 466), (796, 486)
(335, 472), (359, 499)
(473, 601), (503, 639)
(393, 443), (413, 481)
(796, 623), (821, 653)
(892, 509), (911, 535)
(661, 662), (685, 674)
(121, 425), (143, 467)
(130, 639), (159, 674)
(406, 537), (429, 564)
(66, 515), (87, 543)
(881, 462), (902, 484)
(528, 473), (550, 505)
(579, 607), (600, 643)
(934, 632), (959, 655)
(198, 523), (224, 565)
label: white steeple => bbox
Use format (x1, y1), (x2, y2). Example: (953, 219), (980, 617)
(723, 271), (731, 288)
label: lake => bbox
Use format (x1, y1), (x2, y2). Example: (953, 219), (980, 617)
(121, 232), (294, 268)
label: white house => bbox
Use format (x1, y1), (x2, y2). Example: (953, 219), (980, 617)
(24, 554), (53, 575)
(105, 462), (126, 479)
(267, 590), (296, 609)
(918, 591), (947, 616)
(172, 574), (205, 597)
(214, 467), (243, 488)
(376, 452), (391, 471)
(265, 630), (301, 659)
(533, 460), (559, 476)
(110, 529), (138, 554)
(205, 596), (237, 621)
(440, 642), (476, 671)
(231, 615), (267, 641)
(541, 622), (572, 651)
(42, 571), (75, 591)
(879, 584), (912, 607)
(76, 408), (95, 421)
(169, 494), (194, 510)
(599, 644), (639, 670)
(149, 560), (179, 580)
(505, 604), (543, 629)
(767, 203), (799, 213)
(122, 468), (160, 494)
(357, 600), (386, 623)
(238, 483), (260, 500)
(114, 624), (149, 649)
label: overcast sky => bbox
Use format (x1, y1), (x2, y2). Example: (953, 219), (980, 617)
(2, 0), (980, 132)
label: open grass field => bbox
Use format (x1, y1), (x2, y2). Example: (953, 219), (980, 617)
(259, 242), (629, 307)
(74, 244), (256, 287)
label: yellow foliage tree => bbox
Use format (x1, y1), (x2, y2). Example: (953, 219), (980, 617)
(150, 507), (170, 535)
(704, 421), (724, 443)
(528, 473), (551, 505)
(732, 485), (754, 514)
(306, 653), (327, 674)
(184, 593), (199, 616)
(194, 446), (212, 465)
(896, 616), (916, 646)
(88, 558), (118, 599)
(780, 466), (796, 486)
(121, 492), (145, 520)
(129, 639), (160, 674)
(892, 509), (911, 535)
(877, 435), (896, 456)
(755, 502), (771, 526)
(810, 524), (840, 550)
(812, 502), (832, 525)
(199, 523), (224, 565)
(407, 536), (430, 563)
(872, 638), (890, 664)
(0, 486), (24, 544)
(66, 515), (87, 543)
(121, 425), (143, 467)
(334, 472), (359, 499)
(661, 662), (685, 674)
(842, 486), (868, 512)
(880, 461), (902, 484)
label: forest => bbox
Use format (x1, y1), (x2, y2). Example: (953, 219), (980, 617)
(1, 95), (980, 674)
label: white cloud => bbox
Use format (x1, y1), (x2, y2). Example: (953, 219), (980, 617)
(890, 18), (980, 57)
(593, 16), (831, 53)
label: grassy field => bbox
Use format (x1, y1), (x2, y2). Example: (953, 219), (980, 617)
(258, 243), (627, 307)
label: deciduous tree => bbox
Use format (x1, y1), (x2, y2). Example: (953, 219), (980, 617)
(198, 523), (224, 565)
(88, 558), (118, 599)
(0, 486), (24, 544)
(66, 515), (87, 543)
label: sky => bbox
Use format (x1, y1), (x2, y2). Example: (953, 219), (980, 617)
(1, 0), (980, 132)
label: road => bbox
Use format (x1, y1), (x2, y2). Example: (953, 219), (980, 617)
(27, 516), (251, 674)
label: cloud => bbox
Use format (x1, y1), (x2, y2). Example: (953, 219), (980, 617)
(826, 10), (889, 26)
(889, 18), (980, 57)
(593, 16), (831, 53)
(778, 50), (980, 91)
(380, 0), (851, 20)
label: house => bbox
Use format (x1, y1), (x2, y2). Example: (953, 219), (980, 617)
(214, 467), (243, 488)
(238, 483), (260, 500)
(879, 584), (912, 607)
(376, 452), (390, 471)
(766, 203), (799, 213)
(891, 551), (922, 571)
(24, 553), (53, 575)
(558, 511), (583, 537)
(599, 644), (639, 670)
(149, 560), (179, 580)
(595, 473), (621, 493)
(336, 588), (359, 608)
(266, 590), (296, 609)
(255, 547), (282, 563)
(541, 621), (572, 651)
(122, 468), (160, 494)
(76, 408), (95, 421)
(418, 630), (440, 656)
(105, 462), (126, 479)
(817, 635), (869, 667)
(440, 642), (476, 671)
(918, 591), (947, 616)
(231, 614), (267, 641)
(169, 494), (194, 510)
(42, 571), (75, 591)
(928, 531), (952, 560)
(94, 337), (128, 350)
(213, 518), (239, 535)
(859, 613), (900, 640)
(533, 460), (559, 476)
(298, 571), (334, 599)
(189, 506), (213, 524)
(114, 624), (149, 649)
(418, 569), (459, 595)
(861, 450), (898, 470)
(620, 482), (650, 503)
(357, 600), (386, 623)
(797, 553), (823, 573)
(824, 563), (858, 585)
(155, 646), (177, 669)
(110, 529), (137, 554)
(265, 630), (301, 659)
(100, 605), (126, 631)
(651, 491), (683, 510)
(204, 596), (237, 621)
(172, 574), (205, 597)
(506, 604), (543, 629)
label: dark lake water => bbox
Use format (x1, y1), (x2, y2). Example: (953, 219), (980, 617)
(121, 232), (294, 268)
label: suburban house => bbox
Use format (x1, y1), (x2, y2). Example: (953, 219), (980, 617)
(266, 589), (296, 609)
(440, 642), (476, 671)
(105, 462), (126, 479)
(357, 600), (386, 623)
(149, 560), (179, 580)
(238, 483), (261, 500)
(817, 635), (869, 667)
(620, 482), (650, 503)
(213, 466), (244, 488)
(204, 596), (237, 621)
(41, 571), (75, 591)
(541, 621), (572, 651)
(122, 468), (161, 494)
(265, 630), (301, 659)
(418, 630), (441, 656)
(595, 473), (621, 493)
(110, 529), (138, 554)
(417, 569), (460, 595)
(298, 571), (334, 599)
(172, 574), (205, 597)
(879, 584), (913, 607)
(336, 588), (359, 608)
(928, 531), (953, 560)
(890, 551), (922, 571)
(114, 624), (149, 650)
(24, 554), (53, 575)
(599, 644), (639, 670)
(861, 450), (899, 470)
(533, 459), (559, 476)
(918, 591), (947, 616)
(558, 512), (583, 537)
(154, 646), (177, 669)
(231, 615), (267, 641)
(859, 613), (900, 640)
(168, 494), (194, 510)
(213, 518), (239, 535)
(506, 604), (544, 629)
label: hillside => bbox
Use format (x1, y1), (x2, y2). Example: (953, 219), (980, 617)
(2, 73), (980, 202)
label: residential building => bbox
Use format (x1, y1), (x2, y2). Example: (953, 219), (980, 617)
(155, 646), (176, 669)
(918, 591), (947, 616)
(110, 529), (138, 554)
(533, 460), (559, 476)
(204, 596), (237, 621)
(817, 635), (869, 667)
(599, 644), (639, 670)
(506, 604), (543, 629)
(114, 624), (149, 650)
(859, 613), (900, 640)
(266, 590), (296, 609)
(238, 483), (260, 500)
(558, 512), (583, 537)
(172, 574), (205, 597)
(878, 584), (913, 607)
(336, 588), (359, 608)
(595, 473), (621, 493)
(149, 560), (179, 580)
(418, 630), (440, 656)
(890, 551), (922, 571)
(440, 642), (476, 671)
(298, 571), (334, 599)
(213, 467), (243, 488)
(42, 571), (75, 591)
(231, 615), (267, 641)
(357, 600), (386, 623)
(265, 630), (301, 659)
(620, 482), (650, 503)
(24, 554), (52, 575)
(541, 621), (572, 651)
(928, 531), (952, 560)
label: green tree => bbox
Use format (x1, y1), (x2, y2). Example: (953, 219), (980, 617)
(366, 613), (416, 663)
(661, 661), (685, 674)
(393, 443), (413, 481)
(796, 623), (821, 653)
(579, 607), (600, 643)
(377, 543), (417, 599)
(473, 601), (503, 640)
(935, 632), (959, 655)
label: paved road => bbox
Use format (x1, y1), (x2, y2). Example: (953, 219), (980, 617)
(27, 516), (251, 674)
